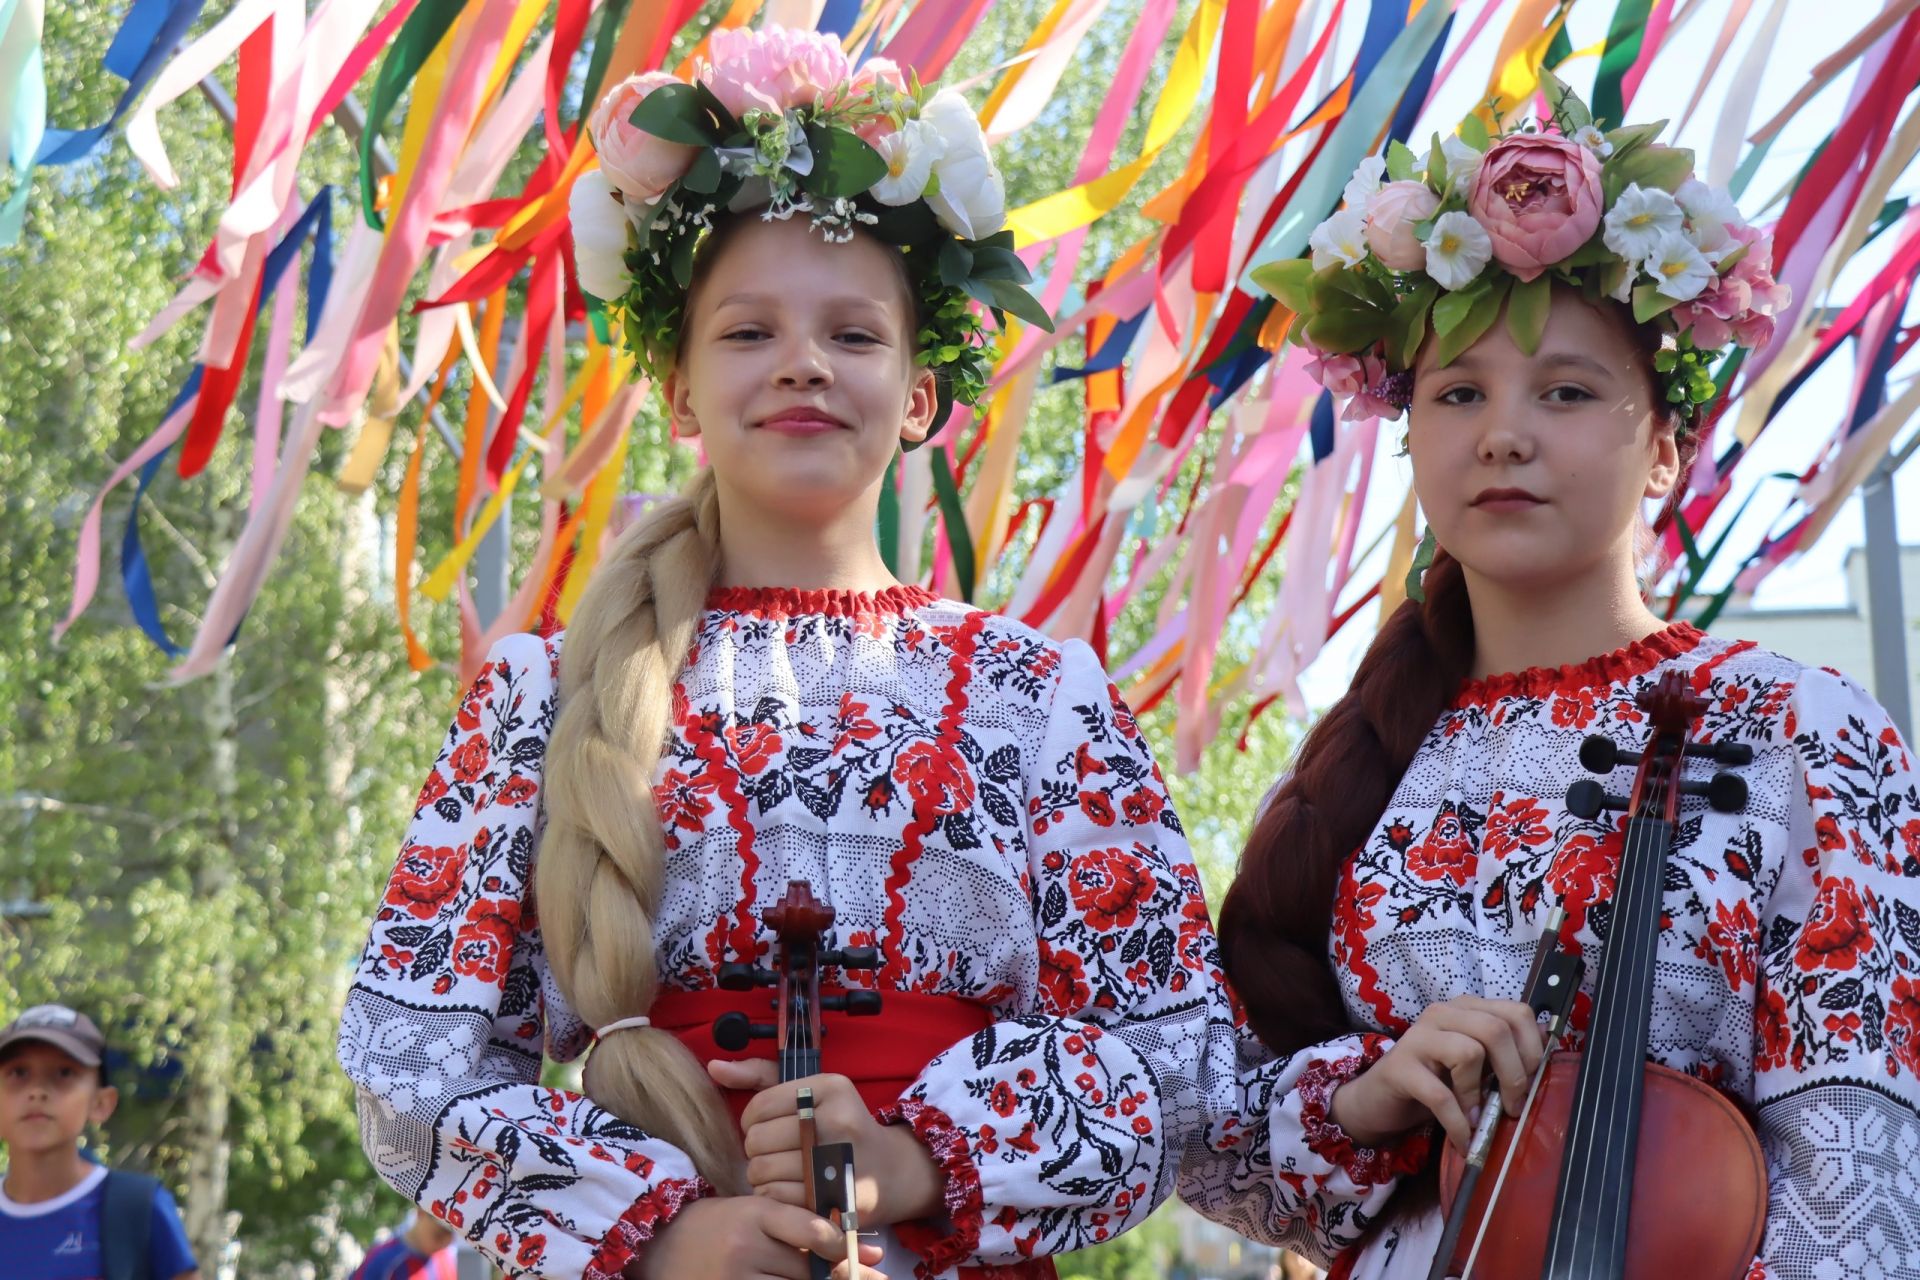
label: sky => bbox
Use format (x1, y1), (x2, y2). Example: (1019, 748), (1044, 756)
(1283, 0), (1920, 710)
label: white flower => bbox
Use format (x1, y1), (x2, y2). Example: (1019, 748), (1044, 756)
(568, 170), (635, 301)
(1607, 264), (1635, 303)
(1309, 208), (1369, 271)
(1686, 213), (1741, 266)
(1644, 229), (1714, 301)
(1440, 135), (1484, 194)
(1343, 154), (1387, 209)
(920, 88), (1005, 240)
(869, 118), (944, 206)
(1676, 177), (1743, 231)
(1573, 125), (1613, 158)
(1603, 183), (1684, 263)
(1424, 211), (1493, 291)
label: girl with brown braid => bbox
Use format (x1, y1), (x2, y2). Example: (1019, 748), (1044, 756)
(338, 30), (1237, 1280)
(1179, 101), (1920, 1280)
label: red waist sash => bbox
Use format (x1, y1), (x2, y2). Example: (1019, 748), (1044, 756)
(648, 986), (996, 1129)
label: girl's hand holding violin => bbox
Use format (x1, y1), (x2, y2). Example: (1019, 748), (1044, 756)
(629, 1193), (887, 1280)
(1327, 996), (1546, 1154)
(714, 1059), (944, 1227)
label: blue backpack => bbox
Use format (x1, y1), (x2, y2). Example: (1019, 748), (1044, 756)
(99, 1170), (158, 1280)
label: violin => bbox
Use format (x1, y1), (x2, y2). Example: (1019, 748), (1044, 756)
(1430, 670), (1769, 1280)
(713, 881), (882, 1280)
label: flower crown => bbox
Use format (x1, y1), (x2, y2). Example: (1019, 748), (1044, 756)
(1252, 73), (1790, 430)
(568, 26), (1052, 441)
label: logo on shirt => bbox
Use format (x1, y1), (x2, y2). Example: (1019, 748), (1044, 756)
(54, 1230), (84, 1255)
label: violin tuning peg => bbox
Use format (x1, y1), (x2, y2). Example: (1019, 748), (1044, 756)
(717, 962), (760, 992)
(1683, 771), (1749, 813)
(834, 946), (879, 970)
(845, 990), (882, 1016)
(1714, 741), (1754, 766)
(713, 1011), (754, 1051)
(1566, 779), (1627, 820)
(1578, 734), (1638, 774)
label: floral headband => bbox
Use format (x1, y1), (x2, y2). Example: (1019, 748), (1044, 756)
(1252, 73), (1790, 430)
(568, 26), (1052, 441)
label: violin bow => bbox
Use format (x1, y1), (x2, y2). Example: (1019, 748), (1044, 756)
(1426, 907), (1585, 1280)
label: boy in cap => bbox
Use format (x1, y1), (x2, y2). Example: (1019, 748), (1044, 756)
(0, 1004), (199, 1280)
(348, 1208), (458, 1280)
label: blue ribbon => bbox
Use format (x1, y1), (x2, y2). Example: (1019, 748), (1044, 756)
(1295, 0), (1412, 132)
(36, 0), (208, 166)
(118, 188), (335, 655)
(1050, 307), (1148, 383)
(817, 0), (863, 40)
(1308, 390), (1336, 461)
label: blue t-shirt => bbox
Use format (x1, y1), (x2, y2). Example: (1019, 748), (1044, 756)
(0, 1164), (198, 1280)
(348, 1233), (459, 1280)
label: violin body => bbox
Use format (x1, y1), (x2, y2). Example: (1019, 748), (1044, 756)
(1438, 1052), (1767, 1280)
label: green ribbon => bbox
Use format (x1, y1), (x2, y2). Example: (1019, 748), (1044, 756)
(579, 0), (634, 127)
(1590, 0), (1656, 130)
(928, 445), (976, 602)
(360, 0), (467, 229)
(876, 454), (900, 578)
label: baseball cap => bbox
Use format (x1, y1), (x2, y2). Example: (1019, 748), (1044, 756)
(0, 1004), (106, 1068)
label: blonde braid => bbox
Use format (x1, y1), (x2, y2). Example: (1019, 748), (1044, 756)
(537, 467), (745, 1192)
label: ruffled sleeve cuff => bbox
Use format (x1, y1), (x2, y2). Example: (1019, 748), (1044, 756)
(584, 1176), (715, 1280)
(877, 1096), (987, 1269)
(1294, 1034), (1433, 1187)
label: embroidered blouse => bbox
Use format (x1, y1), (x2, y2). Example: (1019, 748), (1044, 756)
(1179, 624), (1920, 1280)
(337, 586), (1237, 1280)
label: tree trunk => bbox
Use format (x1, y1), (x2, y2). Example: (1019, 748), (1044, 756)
(181, 504), (239, 1277)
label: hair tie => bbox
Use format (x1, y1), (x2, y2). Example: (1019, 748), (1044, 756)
(596, 1015), (652, 1040)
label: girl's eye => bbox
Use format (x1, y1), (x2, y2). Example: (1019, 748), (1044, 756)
(836, 331), (882, 346)
(1434, 385), (1483, 405)
(722, 326), (770, 342)
(1544, 384), (1596, 403)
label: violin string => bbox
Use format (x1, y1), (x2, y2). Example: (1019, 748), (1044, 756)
(1547, 753), (1672, 1277)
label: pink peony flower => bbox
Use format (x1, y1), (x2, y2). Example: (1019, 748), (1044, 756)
(589, 72), (700, 204)
(850, 57), (907, 97)
(1467, 133), (1605, 282)
(698, 25), (852, 119)
(1305, 349), (1368, 398)
(1365, 180), (1441, 272)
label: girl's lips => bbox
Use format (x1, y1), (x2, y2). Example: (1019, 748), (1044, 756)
(757, 410), (848, 435)
(1471, 487), (1546, 513)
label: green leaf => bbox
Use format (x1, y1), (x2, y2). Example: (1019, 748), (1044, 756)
(1250, 258), (1316, 313)
(1540, 68), (1592, 131)
(1432, 276), (1511, 366)
(799, 125), (888, 198)
(1427, 132), (1448, 193)
(1603, 120), (1666, 162)
(1405, 526), (1439, 604)
(1386, 282), (1438, 370)
(629, 83), (712, 145)
(938, 240), (973, 290)
(977, 277), (1055, 332)
(1386, 140), (1418, 182)
(668, 219), (699, 289)
(1458, 115), (1491, 152)
(1609, 143), (1695, 197)
(1304, 308), (1387, 354)
(1631, 283), (1685, 323)
(1430, 280), (1489, 337)
(690, 82), (743, 142)
(681, 148), (723, 195)
(1505, 274), (1551, 355)
(968, 245), (1031, 283)
(1561, 232), (1615, 268)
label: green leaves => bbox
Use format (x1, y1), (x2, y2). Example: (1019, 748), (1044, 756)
(1386, 140), (1418, 182)
(1431, 275), (1511, 367)
(1505, 274), (1551, 355)
(1303, 266), (1396, 354)
(628, 82), (714, 145)
(1631, 282), (1684, 324)
(1250, 258), (1315, 314)
(1603, 142), (1694, 203)
(1540, 68), (1591, 132)
(799, 124), (887, 199)
(1385, 281), (1438, 370)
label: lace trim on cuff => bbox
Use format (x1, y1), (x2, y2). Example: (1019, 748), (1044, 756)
(1296, 1035), (1433, 1187)
(877, 1096), (987, 1269)
(584, 1176), (715, 1280)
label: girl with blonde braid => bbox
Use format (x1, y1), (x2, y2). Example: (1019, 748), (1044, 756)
(339, 29), (1236, 1280)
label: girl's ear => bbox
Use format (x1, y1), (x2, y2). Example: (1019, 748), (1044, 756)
(899, 366), (938, 447)
(1644, 422), (1682, 502)
(666, 370), (701, 439)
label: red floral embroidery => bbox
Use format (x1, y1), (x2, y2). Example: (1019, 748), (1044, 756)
(452, 897), (520, 987)
(1406, 808), (1475, 886)
(1295, 1038), (1434, 1186)
(385, 843), (467, 920)
(893, 739), (976, 816)
(448, 733), (490, 783)
(415, 769), (449, 812)
(1796, 876), (1874, 973)
(1036, 938), (1092, 1014)
(725, 723), (782, 775)
(1482, 793), (1552, 862)
(1066, 846), (1156, 932)
(1697, 898), (1759, 993)
(584, 1178), (715, 1280)
(655, 768), (719, 835)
